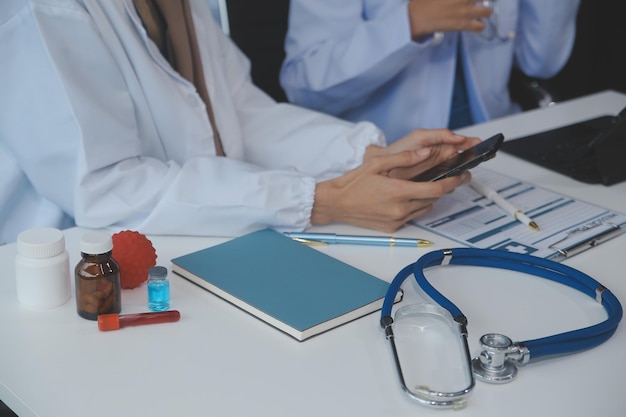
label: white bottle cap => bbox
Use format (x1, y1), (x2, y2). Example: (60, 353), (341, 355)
(80, 231), (113, 255)
(17, 227), (65, 258)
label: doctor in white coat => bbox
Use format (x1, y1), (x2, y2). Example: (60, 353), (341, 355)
(0, 0), (477, 244)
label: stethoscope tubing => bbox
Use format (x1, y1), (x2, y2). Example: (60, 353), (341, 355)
(382, 248), (622, 362)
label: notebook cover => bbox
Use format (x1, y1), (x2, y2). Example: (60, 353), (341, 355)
(171, 229), (394, 341)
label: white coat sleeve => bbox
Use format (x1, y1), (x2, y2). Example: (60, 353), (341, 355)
(279, 0), (425, 115)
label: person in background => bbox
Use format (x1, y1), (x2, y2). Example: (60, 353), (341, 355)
(280, 0), (580, 143)
(0, 0), (478, 244)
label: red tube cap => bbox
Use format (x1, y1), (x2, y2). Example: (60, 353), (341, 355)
(98, 313), (121, 331)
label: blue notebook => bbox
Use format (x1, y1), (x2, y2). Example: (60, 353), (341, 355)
(171, 229), (399, 341)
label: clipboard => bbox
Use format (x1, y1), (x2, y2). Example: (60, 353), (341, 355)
(411, 167), (626, 261)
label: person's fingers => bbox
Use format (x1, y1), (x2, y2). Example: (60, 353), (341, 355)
(367, 149), (431, 175)
(432, 170), (472, 192)
(406, 170), (471, 198)
(409, 0), (495, 36)
(390, 171), (471, 226)
(404, 128), (480, 149)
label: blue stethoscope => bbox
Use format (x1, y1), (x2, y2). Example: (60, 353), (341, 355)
(380, 248), (622, 409)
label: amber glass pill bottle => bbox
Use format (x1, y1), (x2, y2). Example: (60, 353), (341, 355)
(75, 231), (121, 320)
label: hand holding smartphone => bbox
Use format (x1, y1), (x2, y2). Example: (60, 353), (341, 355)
(410, 133), (504, 182)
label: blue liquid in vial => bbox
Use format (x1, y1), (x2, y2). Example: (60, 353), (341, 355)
(148, 280), (170, 311)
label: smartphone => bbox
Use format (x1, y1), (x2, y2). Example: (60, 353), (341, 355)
(410, 133), (504, 182)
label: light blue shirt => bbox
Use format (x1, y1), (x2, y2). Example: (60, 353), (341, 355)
(280, 0), (580, 143)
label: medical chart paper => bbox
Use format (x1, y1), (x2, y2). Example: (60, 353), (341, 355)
(411, 167), (626, 261)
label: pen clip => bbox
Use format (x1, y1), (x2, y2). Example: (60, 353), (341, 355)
(549, 223), (623, 259)
(291, 237), (328, 247)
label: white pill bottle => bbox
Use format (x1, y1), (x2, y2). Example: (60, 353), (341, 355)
(15, 227), (71, 309)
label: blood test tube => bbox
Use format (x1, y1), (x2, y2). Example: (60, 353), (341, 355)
(97, 310), (181, 331)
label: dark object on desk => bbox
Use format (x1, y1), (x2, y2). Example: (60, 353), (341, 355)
(501, 107), (626, 185)
(0, 400), (17, 417)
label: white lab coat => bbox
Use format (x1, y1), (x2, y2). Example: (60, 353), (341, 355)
(0, 0), (384, 244)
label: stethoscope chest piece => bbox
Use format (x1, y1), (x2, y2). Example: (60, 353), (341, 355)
(472, 333), (523, 383)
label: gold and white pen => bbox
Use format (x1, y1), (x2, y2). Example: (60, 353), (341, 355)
(470, 179), (540, 231)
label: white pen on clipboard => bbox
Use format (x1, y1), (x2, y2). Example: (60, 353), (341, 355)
(469, 178), (540, 231)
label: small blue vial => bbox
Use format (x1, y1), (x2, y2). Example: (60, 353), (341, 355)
(148, 266), (170, 312)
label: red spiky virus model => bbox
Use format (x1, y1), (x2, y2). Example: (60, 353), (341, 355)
(112, 230), (157, 289)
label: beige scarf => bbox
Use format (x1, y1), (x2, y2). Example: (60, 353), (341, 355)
(134, 0), (225, 156)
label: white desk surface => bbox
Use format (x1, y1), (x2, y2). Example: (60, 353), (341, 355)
(1, 90), (625, 417)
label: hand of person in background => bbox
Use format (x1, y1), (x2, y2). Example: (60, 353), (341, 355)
(311, 129), (478, 232)
(408, 0), (493, 40)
